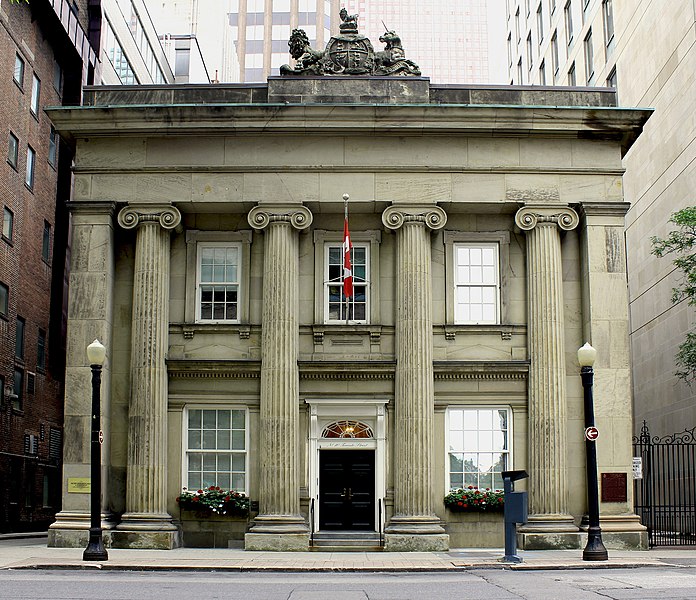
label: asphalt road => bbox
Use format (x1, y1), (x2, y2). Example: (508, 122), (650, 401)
(1, 568), (696, 600)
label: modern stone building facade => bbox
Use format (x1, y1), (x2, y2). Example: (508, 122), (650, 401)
(46, 78), (650, 551)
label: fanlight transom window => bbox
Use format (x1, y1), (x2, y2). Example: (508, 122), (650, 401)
(322, 420), (374, 439)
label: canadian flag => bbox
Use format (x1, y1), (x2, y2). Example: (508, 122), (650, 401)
(343, 216), (353, 298)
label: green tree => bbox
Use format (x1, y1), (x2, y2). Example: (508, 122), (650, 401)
(652, 206), (696, 383)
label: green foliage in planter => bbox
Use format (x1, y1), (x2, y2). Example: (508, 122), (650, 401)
(444, 486), (504, 512)
(177, 486), (250, 516)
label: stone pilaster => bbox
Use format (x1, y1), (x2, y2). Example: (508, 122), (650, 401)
(515, 205), (580, 548)
(381, 205), (449, 552)
(48, 202), (116, 548)
(112, 204), (182, 549)
(245, 204), (312, 551)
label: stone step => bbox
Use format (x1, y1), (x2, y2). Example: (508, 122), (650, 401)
(310, 531), (384, 551)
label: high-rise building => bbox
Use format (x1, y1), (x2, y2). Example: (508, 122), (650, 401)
(147, 0), (238, 83)
(505, 0), (616, 87)
(0, 0), (99, 532)
(505, 0), (696, 440)
(345, 0), (491, 84)
(99, 0), (175, 84)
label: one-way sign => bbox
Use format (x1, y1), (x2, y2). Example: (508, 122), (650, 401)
(585, 426), (599, 441)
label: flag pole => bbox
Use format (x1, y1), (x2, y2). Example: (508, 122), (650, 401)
(343, 193), (350, 325)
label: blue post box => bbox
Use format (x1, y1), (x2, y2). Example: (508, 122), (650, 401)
(502, 469), (528, 563)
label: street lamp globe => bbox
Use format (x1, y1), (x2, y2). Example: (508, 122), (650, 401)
(87, 339), (106, 366)
(577, 342), (597, 368)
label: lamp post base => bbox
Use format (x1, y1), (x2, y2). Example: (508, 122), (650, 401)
(83, 527), (108, 561)
(582, 526), (608, 561)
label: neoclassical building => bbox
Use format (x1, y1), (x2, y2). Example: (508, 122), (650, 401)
(46, 77), (650, 551)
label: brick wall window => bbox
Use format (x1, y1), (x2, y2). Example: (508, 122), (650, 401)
(48, 127), (58, 167)
(0, 282), (8, 317)
(42, 220), (51, 263)
(12, 368), (23, 411)
(8, 132), (19, 169)
(15, 316), (25, 359)
(2, 207), (13, 242)
(13, 54), (24, 87)
(37, 329), (46, 371)
(30, 74), (41, 117)
(25, 146), (35, 189)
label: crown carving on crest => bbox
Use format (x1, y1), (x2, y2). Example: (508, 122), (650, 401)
(280, 6), (421, 77)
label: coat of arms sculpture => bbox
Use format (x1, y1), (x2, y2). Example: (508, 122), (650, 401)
(280, 8), (421, 77)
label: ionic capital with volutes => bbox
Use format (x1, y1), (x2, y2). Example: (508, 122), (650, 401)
(117, 204), (182, 231)
(247, 204), (313, 231)
(381, 205), (447, 231)
(515, 205), (579, 232)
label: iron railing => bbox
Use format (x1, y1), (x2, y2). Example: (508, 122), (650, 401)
(309, 497), (315, 547)
(633, 421), (696, 547)
(378, 498), (384, 547)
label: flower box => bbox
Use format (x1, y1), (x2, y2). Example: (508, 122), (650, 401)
(444, 486), (504, 513)
(176, 486), (250, 517)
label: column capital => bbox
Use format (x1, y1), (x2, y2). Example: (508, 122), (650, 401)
(381, 205), (447, 231)
(515, 205), (579, 232)
(117, 204), (182, 231)
(247, 204), (313, 231)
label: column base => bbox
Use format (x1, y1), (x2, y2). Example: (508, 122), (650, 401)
(579, 514), (648, 550)
(518, 514), (581, 550)
(48, 510), (117, 548)
(244, 514), (309, 551)
(111, 512), (182, 549)
(384, 516), (450, 551)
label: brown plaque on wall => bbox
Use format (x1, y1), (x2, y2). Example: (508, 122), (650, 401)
(601, 472), (627, 503)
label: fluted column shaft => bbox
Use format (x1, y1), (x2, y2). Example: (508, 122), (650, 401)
(382, 205), (447, 534)
(516, 205), (579, 520)
(118, 205), (181, 519)
(248, 205), (312, 531)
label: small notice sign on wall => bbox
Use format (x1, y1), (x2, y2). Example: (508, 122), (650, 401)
(601, 472), (627, 503)
(632, 457), (643, 479)
(67, 478), (91, 494)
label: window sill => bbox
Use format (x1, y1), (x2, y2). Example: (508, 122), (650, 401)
(170, 322), (251, 340)
(24, 183), (34, 194)
(310, 324), (383, 345)
(438, 324), (526, 341)
(1, 235), (13, 246)
(6, 160), (18, 172)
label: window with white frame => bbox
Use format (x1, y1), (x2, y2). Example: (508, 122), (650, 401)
(185, 408), (247, 492)
(454, 243), (500, 325)
(447, 407), (511, 491)
(324, 243), (368, 323)
(196, 244), (240, 322)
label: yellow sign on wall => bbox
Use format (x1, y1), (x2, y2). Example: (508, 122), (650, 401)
(67, 478), (91, 493)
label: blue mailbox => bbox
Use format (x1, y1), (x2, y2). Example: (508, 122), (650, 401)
(502, 469), (528, 563)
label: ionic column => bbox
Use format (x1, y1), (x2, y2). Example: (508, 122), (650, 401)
(382, 204), (449, 552)
(114, 204), (181, 548)
(515, 205), (579, 538)
(245, 204), (312, 551)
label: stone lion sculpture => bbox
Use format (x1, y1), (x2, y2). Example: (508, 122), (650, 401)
(280, 28), (325, 75)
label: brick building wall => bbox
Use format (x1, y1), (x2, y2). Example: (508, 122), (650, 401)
(0, 0), (91, 532)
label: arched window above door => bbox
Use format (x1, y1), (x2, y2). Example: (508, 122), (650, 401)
(322, 420), (374, 439)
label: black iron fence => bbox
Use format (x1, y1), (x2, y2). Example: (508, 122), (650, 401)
(633, 421), (696, 547)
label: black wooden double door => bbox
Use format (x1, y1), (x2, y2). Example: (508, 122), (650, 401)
(319, 450), (375, 530)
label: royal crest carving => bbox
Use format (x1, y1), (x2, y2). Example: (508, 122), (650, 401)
(280, 8), (421, 77)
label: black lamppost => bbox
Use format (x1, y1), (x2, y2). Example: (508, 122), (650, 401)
(577, 342), (608, 561)
(83, 339), (108, 561)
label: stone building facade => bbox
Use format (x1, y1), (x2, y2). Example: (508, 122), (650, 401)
(46, 78), (650, 551)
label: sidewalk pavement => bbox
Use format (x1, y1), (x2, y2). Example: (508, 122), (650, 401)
(1, 534), (695, 572)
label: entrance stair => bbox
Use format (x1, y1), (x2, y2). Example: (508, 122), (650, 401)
(310, 530), (383, 552)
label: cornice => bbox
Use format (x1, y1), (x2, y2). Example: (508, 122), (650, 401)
(167, 359), (261, 379)
(433, 361), (529, 381)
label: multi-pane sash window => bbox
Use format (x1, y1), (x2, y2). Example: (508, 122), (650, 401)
(48, 127), (58, 166)
(448, 408), (510, 491)
(325, 244), (368, 323)
(584, 28), (594, 84)
(564, 0), (573, 46)
(16, 316), (25, 359)
(454, 243), (500, 324)
(602, 0), (614, 47)
(186, 408), (247, 492)
(0, 282), (8, 316)
(197, 244), (240, 322)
